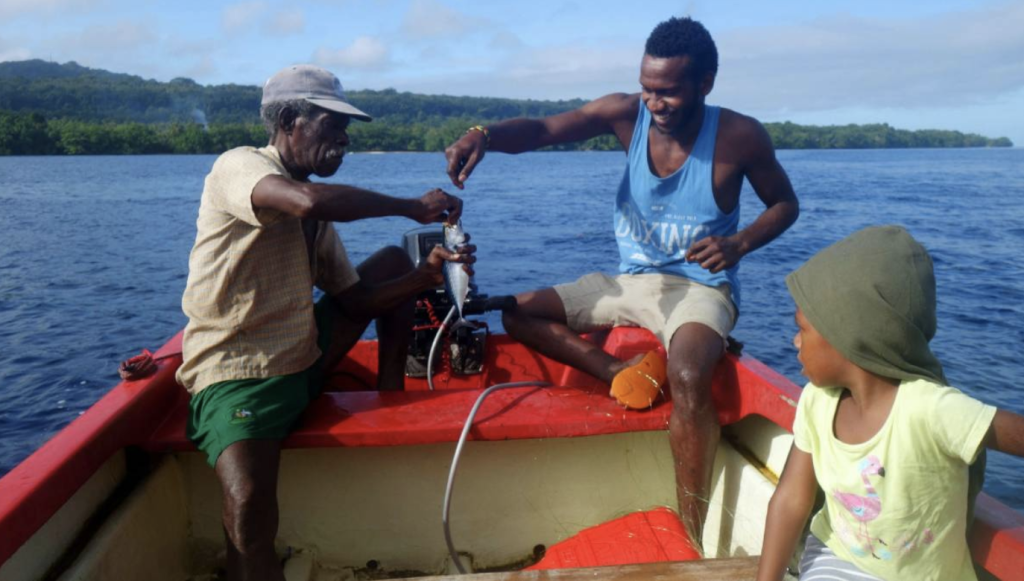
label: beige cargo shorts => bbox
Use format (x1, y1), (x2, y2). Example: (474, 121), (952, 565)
(553, 272), (737, 347)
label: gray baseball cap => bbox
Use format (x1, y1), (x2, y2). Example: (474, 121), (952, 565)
(261, 64), (372, 122)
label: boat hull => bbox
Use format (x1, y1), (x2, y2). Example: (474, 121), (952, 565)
(1, 328), (1021, 580)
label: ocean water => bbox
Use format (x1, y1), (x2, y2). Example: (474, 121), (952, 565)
(1, 148), (1022, 512)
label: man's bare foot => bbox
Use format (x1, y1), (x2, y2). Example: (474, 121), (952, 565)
(608, 352), (646, 379)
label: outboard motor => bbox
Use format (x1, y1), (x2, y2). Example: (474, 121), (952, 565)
(402, 226), (515, 378)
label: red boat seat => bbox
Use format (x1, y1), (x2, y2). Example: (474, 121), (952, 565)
(526, 507), (700, 570)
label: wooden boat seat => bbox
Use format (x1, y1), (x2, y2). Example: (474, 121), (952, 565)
(527, 507), (700, 570)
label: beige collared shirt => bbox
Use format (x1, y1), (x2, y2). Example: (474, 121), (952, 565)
(177, 145), (360, 395)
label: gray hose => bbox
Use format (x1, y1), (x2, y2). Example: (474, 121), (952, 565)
(442, 380), (552, 574)
(427, 306), (458, 391)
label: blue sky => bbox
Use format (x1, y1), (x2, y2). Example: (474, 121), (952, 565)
(2, 0), (1022, 143)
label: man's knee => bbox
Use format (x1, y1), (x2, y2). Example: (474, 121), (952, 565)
(502, 308), (525, 337)
(221, 478), (277, 549)
(510, 288), (568, 323)
(216, 440), (281, 549)
(667, 360), (716, 414)
(222, 470), (266, 505)
(502, 289), (569, 340)
(358, 245), (415, 282)
(667, 324), (726, 413)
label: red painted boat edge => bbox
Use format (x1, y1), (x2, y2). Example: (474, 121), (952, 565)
(2, 329), (1022, 578)
(972, 494), (1024, 579)
(0, 333), (185, 566)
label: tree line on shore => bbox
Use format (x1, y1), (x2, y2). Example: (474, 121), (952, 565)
(0, 59), (1013, 155)
(0, 110), (1010, 156)
(0, 111), (623, 155)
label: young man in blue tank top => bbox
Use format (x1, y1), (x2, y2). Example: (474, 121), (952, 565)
(444, 17), (799, 548)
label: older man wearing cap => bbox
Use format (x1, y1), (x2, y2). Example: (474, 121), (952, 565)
(177, 64), (474, 581)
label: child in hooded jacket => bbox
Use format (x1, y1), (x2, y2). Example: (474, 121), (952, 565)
(756, 225), (1024, 581)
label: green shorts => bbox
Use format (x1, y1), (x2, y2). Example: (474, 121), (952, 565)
(187, 296), (335, 467)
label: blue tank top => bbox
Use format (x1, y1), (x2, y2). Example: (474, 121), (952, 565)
(614, 103), (740, 307)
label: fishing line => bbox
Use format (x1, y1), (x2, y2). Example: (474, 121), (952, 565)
(442, 380), (552, 574)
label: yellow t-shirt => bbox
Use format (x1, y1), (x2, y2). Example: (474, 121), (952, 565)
(793, 379), (996, 580)
(177, 146), (360, 394)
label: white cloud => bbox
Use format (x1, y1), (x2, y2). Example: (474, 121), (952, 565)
(486, 42), (641, 97)
(0, 0), (103, 20)
(56, 20), (157, 54)
(0, 35), (32, 62)
(222, 1), (268, 36)
(546, 1), (582, 20)
(509, 43), (639, 78)
(165, 37), (220, 59)
(313, 37), (392, 71)
(0, 47), (32, 62)
(400, 0), (489, 40)
(489, 31), (524, 51)
(177, 56), (218, 82)
(713, 3), (1024, 116)
(375, 1), (1023, 120)
(262, 10), (305, 37)
(382, 41), (641, 100)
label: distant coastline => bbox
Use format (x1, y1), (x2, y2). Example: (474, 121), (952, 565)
(0, 113), (1010, 156)
(0, 59), (1013, 155)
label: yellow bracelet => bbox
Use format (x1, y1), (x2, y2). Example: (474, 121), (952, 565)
(467, 125), (490, 148)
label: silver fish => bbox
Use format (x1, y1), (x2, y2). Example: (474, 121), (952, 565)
(442, 220), (470, 327)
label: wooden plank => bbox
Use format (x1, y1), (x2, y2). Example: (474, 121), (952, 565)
(390, 557), (760, 581)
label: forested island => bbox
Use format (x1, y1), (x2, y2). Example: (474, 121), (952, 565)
(0, 60), (1013, 155)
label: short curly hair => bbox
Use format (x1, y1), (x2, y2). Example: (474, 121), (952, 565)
(260, 99), (319, 138)
(644, 17), (718, 80)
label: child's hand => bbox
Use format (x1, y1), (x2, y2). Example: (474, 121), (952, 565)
(757, 446), (817, 581)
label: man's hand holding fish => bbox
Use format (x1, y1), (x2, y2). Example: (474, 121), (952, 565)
(408, 187), (464, 225)
(422, 230), (476, 289)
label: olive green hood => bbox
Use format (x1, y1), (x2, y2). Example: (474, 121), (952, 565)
(785, 225), (945, 384)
